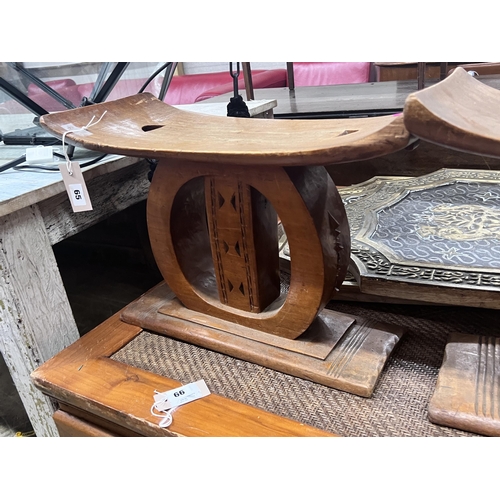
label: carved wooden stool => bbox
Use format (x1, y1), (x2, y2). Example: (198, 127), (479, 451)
(402, 67), (500, 435)
(40, 94), (411, 397)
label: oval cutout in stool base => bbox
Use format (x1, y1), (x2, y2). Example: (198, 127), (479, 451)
(147, 160), (350, 340)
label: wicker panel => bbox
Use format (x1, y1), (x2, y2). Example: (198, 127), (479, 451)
(113, 299), (499, 437)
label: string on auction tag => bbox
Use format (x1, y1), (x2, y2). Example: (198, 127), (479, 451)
(58, 111), (107, 213)
(62, 111), (107, 175)
(151, 380), (211, 428)
(151, 404), (175, 428)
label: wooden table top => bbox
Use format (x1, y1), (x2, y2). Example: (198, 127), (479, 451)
(0, 143), (138, 218)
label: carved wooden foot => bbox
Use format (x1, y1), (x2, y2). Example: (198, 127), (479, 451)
(429, 332), (500, 436)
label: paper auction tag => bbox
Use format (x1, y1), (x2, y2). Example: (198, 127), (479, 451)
(58, 161), (93, 212)
(154, 380), (211, 411)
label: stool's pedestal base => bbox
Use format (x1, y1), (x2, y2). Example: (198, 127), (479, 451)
(429, 332), (500, 436)
(121, 282), (405, 397)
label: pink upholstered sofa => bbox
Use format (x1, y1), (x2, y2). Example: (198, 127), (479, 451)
(290, 62), (372, 86)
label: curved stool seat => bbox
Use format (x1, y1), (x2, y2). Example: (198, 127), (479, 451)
(404, 67), (500, 157)
(40, 92), (411, 166)
(39, 94), (410, 397)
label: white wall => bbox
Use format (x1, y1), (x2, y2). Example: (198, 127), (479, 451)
(181, 62), (286, 74)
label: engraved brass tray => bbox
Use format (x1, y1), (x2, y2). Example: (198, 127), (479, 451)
(280, 168), (500, 308)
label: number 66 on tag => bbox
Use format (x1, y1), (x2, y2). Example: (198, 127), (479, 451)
(154, 380), (211, 411)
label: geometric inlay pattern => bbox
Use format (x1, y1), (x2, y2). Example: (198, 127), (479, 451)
(206, 177), (258, 312)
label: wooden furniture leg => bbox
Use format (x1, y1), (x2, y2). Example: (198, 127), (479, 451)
(241, 62), (254, 101)
(417, 62), (426, 89)
(0, 205), (80, 437)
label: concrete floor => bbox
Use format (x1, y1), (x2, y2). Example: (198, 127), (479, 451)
(0, 201), (162, 437)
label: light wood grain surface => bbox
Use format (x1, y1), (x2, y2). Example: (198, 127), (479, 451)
(32, 311), (336, 437)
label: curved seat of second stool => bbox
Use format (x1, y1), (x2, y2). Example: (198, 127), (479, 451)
(40, 92), (412, 167)
(404, 67), (500, 158)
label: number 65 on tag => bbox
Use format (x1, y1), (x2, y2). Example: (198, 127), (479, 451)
(69, 184), (87, 206)
(58, 161), (93, 212)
